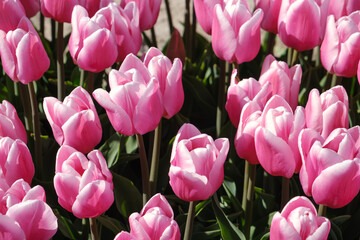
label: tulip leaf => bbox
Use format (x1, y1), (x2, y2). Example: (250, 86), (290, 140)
(99, 133), (123, 168)
(212, 196), (246, 240)
(54, 209), (80, 240)
(96, 215), (127, 234)
(111, 171), (142, 218)
(260, 232), (270, 240)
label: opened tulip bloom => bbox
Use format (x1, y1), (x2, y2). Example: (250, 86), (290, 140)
(270, 196), (330, 240)
(255, 0), (282, 33)
(305, 85), (349, 138)
(0, 100), (27, 143)
(54, 145), (114, 218)
(93, 54), (163, 136)
(0, 17), (50, 84)
(278, 0), (329, 51)
(299, 127), (360, 208)
(115, 193), (181, 240)
(194, 0), (224, 34)
(328, 0), (360, 20)
(143, 47), (184, 119)
(212, 0), (263, 64)
(169, 123), (229, 201)
(255, 95), (305, 178)
(44, 86), (102, 153)
(321, 11), (360, 77)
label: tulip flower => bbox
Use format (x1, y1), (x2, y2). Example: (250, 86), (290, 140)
(69, 5), (118, 72)
(143, 47), (184, 119)
(0, 17), (50, 84)
(226, 69), (271, 127)
(255, 95), (305, 178)
(0, 137), (34, 186)
(54, 145), (114, 218)
(321, 12), (360, 77)
(0, 0), (26, 32)
(305, 85), (349, 138)
(270, 196), (330, 240)
(255, 0), (282, 33)
(299, 127), (360, 208)
(93, 54), (163, 136)
(278, 0), (329, 51)
(19, 0), (39, 18)
(328, 0), (360, 20)
(44, 86), (102, 153)
(0, 100), (27, 143)
(212, 0), (263, 64)
(165, 28), (186, 64)
(0, 214), (26, 239)
(120, 0), (161, 31)
(169, 123), (229, 201)
(259, 54), (302, 111)
(115, 194), (181, 240)
(193, 0), (224, 35)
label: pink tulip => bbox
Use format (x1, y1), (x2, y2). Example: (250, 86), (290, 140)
(212, 0), (263, 64)
(255, 95), (305, 178)
(299, 127), (360, 208)
(69, 5), (118, 72)
(270, 196), (330, 240)
(93, 54), (163, 136)
(0, 0), (26, 32)
(120, 0), (161, 31)
(0, 137), (34, 186)
(115, 193), (181, 240)
(321, 12), (360, 77)
(0, 100), (27, 143)
(0, 214), (26, 239)
(278, 0), (329, 51)
(165, 28), (186, 64)
(305, 85), (349, 138)
(44, 86), (102, 153)
(358, 60), (360, 84)
(54, 145), (114, 218)
(169, 123), (229, 201)
(259, 54), (302, 111)
(0, 17), (50, 84)
(78, 0), (113, 17)
(234, 101), (263, 164)
(328, 0), (360, 20)
(19, 0), (39, 18)
(194, 0), (224, 35)
(226, 69), (271, 127)
(255, 0), (282, 33)
(143, 47), (184, 119)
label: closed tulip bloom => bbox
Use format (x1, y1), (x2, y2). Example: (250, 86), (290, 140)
(0, 0), (26, 32)
(255, 95), (305, 178)
(78, 0), (113, 17)
(299, 127), (360, 208)
(0, 17), (50, 84)
(278, 0), (329, 51)
(0, 100), (27, 143)
(165, 28), (186, 64)
(255, 0), (282, 33)
(212, 0), (263, 64)
(0, 137), (34, 186)
(259, 54), (302, 111)
(194, 0), (224, 35)
(54, 145), (114, 218)
(69, 5), (118, 72)
(93, 54), (163, 136)
(305, 85), (349, 138)
(270, 196), (330, 240)
(321, 12), (360, 77)
(19, 0), (39, 18)
(143, 47), (184, 119)
(120, 0), (161, 31)
(169, 123), (229, 201)
(44, 87), (102, 153)
(115, 193), (181, 240)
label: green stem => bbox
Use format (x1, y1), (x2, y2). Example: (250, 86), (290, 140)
(164, 0), (174, 35)
(149, 120), (162, 195)
(89, 218), (99, 240)
(185, 0), (191, 59)
(80, 69), (85, 88)
(191, 4), (197, 61)
(86, 72), (95, 94)
(151, 27), (158, 48)
(266, 32), (276, 55)
(216, 60), (226, 137)
(184, 201), (196, 240)
(281, 177), (290, 209)
(287, 48), (293, 66)
(136, 134), (150, 205)
(28, 82), (42, 179)
(314, 46), (321, 67)
(18, 83), (31, 131)
(244, 163), (256, 239)
(40, 12), (45, 36)
(291, 50), (299, 66)
(242, 161), (250, 210)
(331, 75), (343, 88)
(317, 204), (327, 217)
(56, 22), (65, 101)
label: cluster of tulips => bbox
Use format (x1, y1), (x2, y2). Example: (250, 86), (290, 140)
(1, 0), (360, 239)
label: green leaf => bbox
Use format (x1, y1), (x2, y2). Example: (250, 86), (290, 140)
(260, 232), (270, 240)
(54, 209), (80, 240)
(212, 196), (246, 240)
(99, 133), (123, 168)
(111, 171), (142, 218)
(96, 215), (127, 234)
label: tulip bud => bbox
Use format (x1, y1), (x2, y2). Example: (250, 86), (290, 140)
(194, 0), (224, 35)
(0, 0), (26, 32)
(19, 0), (40, 18)
(255, 0), (282, 33)
(166, 28), (186, 64)
(0, 100), (27, 143)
